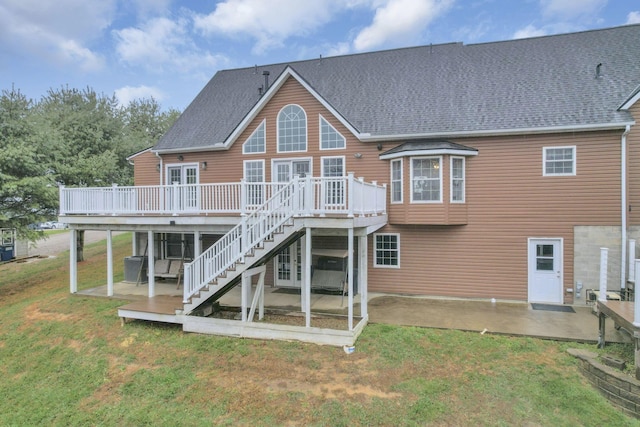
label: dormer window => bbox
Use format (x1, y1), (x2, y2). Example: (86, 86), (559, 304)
(278, 104), (307, 152)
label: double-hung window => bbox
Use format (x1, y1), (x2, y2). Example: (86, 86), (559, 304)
(391, 159), (403, 203)
(411, 157), (442, 203)
(543, 146), (575, 176)
(322, 156), (345, 206)
(450, 157), (465, 203)
(374, 233), (400, 268)
(278, 105), (307, 152)
(244, 160), (264, 205)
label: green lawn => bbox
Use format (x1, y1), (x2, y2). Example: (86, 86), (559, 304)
(0, 233), (638, 426)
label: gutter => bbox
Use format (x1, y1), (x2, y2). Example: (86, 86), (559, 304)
(155, 151), (163, 185)
(622, 124), (632, 290)
(151, 121), (635, 155)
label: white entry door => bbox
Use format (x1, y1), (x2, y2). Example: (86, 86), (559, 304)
(528, 238), (563, 303)
(167, 165), (198, 210)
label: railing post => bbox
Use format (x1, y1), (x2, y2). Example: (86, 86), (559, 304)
(382, 183), (387, 214)
(111, 184), (118, 216)
(183, 264), (190, 303)
(59, 185), (65, 215)
(347, 172), (355, 218)
(172, 182), (179, 216)
(370, 180), (378, 216)
(634, 259), (640, 327)
(240, 178), (247, 216)
(305, 175), (312, 216)
(599, 247), (608, 302)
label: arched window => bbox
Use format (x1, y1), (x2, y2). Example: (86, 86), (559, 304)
(278, 104), (307, 152)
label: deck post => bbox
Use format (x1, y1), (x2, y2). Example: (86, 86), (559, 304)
(348, 227), (354, 331)
(147, 231), (155, 298)
(305, 227), (312, 328)
(193, 231), (202, 259)
(359, 234), (368, 320)
(629, 240), (636, 286)
(107, 230), (113, 297)
(69, 229), (77, 293)
(599, 247), (608, 302)
(634, 260), (640, 327)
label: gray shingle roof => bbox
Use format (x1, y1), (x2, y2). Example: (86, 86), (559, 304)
(154, 24), (640, 152)
(379, 140), (478, 159)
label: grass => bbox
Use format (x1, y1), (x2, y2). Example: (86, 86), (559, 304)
(1, 234), (639, 426)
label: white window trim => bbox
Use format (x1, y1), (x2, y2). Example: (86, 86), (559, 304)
(390, 158), (403, 204)
(242, 119), (266, 154)
(271, 157), (313, 182)
(373, 233), (400, 269)
(243, 159), (265, 181)
(319, 114), (346, 151)
(450, 156), (465, 203)
(165, 163), (199, 185)
(410, 156), (443, 204)
(543, 146), (576, 176)
(321, 155), (346, 177)
(277, 104), (308, 154)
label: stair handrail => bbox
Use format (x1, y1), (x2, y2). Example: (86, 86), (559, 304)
(183, 177), (302, 302)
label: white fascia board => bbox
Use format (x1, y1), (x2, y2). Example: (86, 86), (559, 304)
(126, 147), (152, 161)
(360, 121), (636, 142)
(380, 149), (478, 160)
(619, 85), (640, 110)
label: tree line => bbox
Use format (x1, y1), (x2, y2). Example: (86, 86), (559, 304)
(0, 85), (180, 243)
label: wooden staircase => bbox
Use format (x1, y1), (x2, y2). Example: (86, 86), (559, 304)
(182, 221), (304, 314)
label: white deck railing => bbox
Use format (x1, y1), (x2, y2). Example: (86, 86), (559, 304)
(59, 173), (386, 217)
(183, 179), (300, 302)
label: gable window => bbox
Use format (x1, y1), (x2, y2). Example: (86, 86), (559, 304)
(322, 156), (345, 205)
(374, 233), (400, 268)
(543, 146), (575, 176)
(278, 104), (307, 152)
(320, 115), (346, 150)
(244, 160), (264, 205)
(391, 159), (403, 203)
(243, 120), (265, 154)
(411, 157), (441, 203)
(450, 157), (465, 203)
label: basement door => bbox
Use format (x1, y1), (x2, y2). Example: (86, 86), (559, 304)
(528, 238), (563, 304)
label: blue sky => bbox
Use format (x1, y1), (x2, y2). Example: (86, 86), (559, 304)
(1, 0), (639, 111)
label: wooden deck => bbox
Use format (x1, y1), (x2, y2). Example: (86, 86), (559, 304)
(118, 295), (184, 324)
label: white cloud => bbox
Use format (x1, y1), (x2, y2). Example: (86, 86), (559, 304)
(113, 17), (227, 73)
(513, 24), (548, 39)
(353, 0), (454, 51)
(193, 0), (341, 54)
(115, 85), (164, 106)
(0, 0), (114, 71)
(540, 0), (607, 20)
(627, 11), (640, 24)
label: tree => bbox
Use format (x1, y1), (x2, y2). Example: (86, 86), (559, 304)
(0, 87), (58, 241)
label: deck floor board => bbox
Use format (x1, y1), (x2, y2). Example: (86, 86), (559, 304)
(119, 295), (183, 315)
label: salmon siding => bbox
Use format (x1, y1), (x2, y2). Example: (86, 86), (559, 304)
(74, 25), (640, 305)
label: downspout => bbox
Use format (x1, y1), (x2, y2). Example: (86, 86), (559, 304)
(155, 151), (163, 185)
(622, 124), (632, 291)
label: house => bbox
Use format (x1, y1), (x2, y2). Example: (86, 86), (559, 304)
(60, 24), (640, 343)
